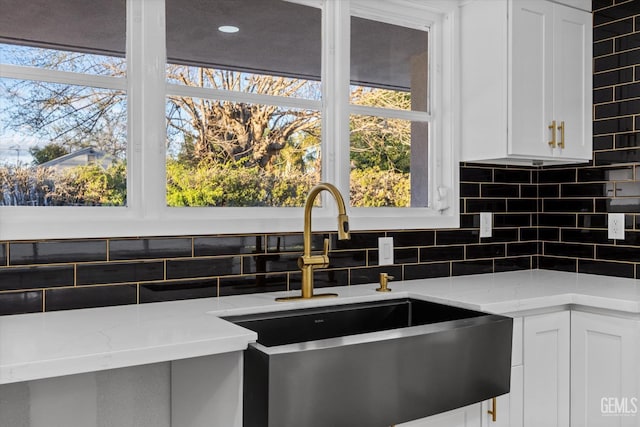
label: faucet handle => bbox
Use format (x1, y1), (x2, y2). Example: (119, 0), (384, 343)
(323, 237), (329, 257)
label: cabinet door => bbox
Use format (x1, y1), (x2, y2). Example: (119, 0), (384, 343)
(552, 4), (592, 160)
(523, 311), (570, 427)
(397, 403), (481, 427)
(571, 311), (639, 427)
(509, 0), (554, 159)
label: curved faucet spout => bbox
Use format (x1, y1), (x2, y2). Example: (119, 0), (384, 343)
(276, 182), (350, 301)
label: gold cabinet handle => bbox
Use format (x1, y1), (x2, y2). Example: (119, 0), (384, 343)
(487, 397), (497, 422)
(548, 120), (557, 148)
(558, 121), (565, 149)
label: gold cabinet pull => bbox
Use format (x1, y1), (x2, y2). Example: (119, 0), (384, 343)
(558, 121), (565, 149)
(487, 397), (497, 422)
(548, 120), (557, 148)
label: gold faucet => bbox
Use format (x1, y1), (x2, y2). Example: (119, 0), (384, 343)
(276, 182), (350, 301)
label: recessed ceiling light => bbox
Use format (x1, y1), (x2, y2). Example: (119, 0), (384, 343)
(218, 25), (239, 34)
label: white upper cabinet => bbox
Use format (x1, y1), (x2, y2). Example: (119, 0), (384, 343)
(460, 0), (592, 166)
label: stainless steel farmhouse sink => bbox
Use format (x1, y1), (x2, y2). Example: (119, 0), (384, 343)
(223, 298), (513, 427)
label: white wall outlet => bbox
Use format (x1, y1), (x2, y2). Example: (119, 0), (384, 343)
(378, 237), (394, 266)
(480, 212), (492, 238)
(608, 213), (625, 240)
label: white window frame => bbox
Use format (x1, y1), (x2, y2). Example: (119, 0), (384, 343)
(0, 0), (460, 241)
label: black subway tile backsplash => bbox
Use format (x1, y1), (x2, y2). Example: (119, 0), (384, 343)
(595, 98), (640, 119)
(482, 228), (520, 243)
(466, 198), (507, 213)
(561, 183), (610, 197)
(333, 232), (385, 250)
(218, 274), (287, 297)
(110, 238), (192, 261)
(0, 265), (74, 291)
(594, 117), (634, 135)
(495, 257), (531, 273)
(593, 135), (614, 150)
(10, 240), (107, 265)
(403, 262), (450, 280)
(593, 67), (634, 88)
(46, 285), (137, 312)
(167, 257), (240, 280)
(539, 256), (577, 272)
(387, 230), (435, 247)
(594, 39), (614, 57)
(481, 184), (520, 198)
(545, 242), (595, 259)
(195, 235), (261, 256)
(493, 168), (531, 183)
(327, 250), (367, 269)
(593, 0), (613, 11)
(593, 47), (640, 72)
(596, 244), (640, 262)
(593, 17), (634, 41)
(420, 245), (465, 262)
(466, 243), (505, 259)
(561, 228), (611, 244)
(2, 4), (640, 316)
(451, 259), (494, 277)
(615, 133), (640, 148)
(615, 33), (640, 52)
(460, 166), (492, 182)
(507, 242), (538, 257)
(578, 259), (635, 278)
(436, 230), (479, 245)
(140, 279), (218, 303)
(77, 261), (164, 285)
(0, 291), (42, 315)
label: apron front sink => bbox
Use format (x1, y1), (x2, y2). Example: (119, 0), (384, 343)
(223, 297), (513, 427)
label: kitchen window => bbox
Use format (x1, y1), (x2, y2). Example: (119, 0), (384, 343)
(0, 0), (459, 240)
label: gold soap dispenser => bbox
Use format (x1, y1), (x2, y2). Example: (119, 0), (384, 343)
(376, 273), (393, 292)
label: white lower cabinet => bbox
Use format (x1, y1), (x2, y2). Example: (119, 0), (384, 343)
(571, 311), (640, 427)
(523, 311), (571, 427)
(398, 310), (640, 427)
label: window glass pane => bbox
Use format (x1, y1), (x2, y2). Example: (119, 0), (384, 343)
(350, 16), (428, 112)
(0, 79), (127, 206)
(350, 114), (428, 208)
(165, 0), (321, 208)
(166, 98), (320, 207)
(165, 0), (321, 99)
(0, 44), (126, 76)
(167, 66), (320, 100)
(0, 0), (127, 207)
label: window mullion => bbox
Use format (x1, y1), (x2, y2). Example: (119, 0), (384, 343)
(128, 0), (167, 218)
(166, 83), (321, 111)
(348, 104), (432, 122)
(0, 64), (126, 90)
(322, 0), (351, 207)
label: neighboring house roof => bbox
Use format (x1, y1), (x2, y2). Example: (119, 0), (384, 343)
(40, 147), (114, 169)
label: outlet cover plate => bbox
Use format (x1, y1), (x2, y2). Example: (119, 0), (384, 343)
(480, 212), (492, 238)
(608, 213), (625, 240)
(378, 237), (394, 266)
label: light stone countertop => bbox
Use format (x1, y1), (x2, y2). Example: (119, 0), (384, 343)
(2, 269), (640, 385)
